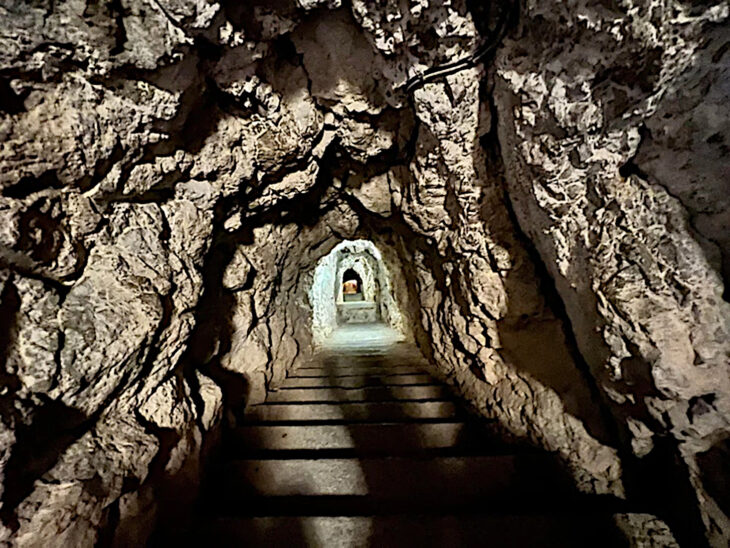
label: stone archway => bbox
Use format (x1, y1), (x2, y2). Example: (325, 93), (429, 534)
(341, 268), (364, 301)
(310, 239), (404, 344)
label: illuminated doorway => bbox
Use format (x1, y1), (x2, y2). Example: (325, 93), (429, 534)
(342, 269), (364, 302)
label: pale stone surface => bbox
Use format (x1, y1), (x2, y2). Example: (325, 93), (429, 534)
(613, 513), (681, 548)
(310, 239), (404, 344)
(493, 1), (730, 543)
(347, 173), (392, 217)
(292, 10), (387, 116)
(0, 0), (727, 546)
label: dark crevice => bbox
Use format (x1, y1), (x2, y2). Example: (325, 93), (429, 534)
(16, 206), (65, 264)
(193, 36), (223, 62)
(697, 437), (730, 519)
(1, 170), (64, 199)
(271, 33), (299, 65)
(109, 0), (128, 56)
(0, 78), (26, 114)
(618, 125), (652, 179)
(0, 397), (88, 531)
(626, 437), (711, 548)
(96, 498), (121, 548)
(130, 407), (183, 539)
(0, 276), (22, 426)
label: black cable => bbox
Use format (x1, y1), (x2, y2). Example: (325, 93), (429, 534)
(405, 3), (512, 94)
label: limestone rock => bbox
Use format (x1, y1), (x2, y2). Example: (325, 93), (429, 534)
(613, 513), (680, 548)
(347, 173), (392, 216)
(493, 1), (730, 542)
(0, 1), (727, 546)
(292, 10), (387, 116)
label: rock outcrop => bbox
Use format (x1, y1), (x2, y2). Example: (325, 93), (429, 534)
(0, 0), (727, 546)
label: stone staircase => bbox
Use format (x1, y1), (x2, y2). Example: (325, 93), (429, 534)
(184, 335), (653, 547)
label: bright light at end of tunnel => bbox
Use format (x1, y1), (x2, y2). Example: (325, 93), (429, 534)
(309, 239), (405, 346)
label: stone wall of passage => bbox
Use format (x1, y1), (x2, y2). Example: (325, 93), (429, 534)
(0, 0), (727, 546)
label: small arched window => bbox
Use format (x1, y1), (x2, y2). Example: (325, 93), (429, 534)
(342, 269), (364, 302)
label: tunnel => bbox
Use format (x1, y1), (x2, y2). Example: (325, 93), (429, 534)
(341, 270), (363, 302)
(0, 0), (729, 547)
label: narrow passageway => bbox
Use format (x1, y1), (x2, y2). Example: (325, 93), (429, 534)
(3, 0), (729, 542)
(183, 322), (641, 547)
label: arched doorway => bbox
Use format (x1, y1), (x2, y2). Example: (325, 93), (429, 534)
(310, 239), (406, 345)
(342, 268), (364, 302)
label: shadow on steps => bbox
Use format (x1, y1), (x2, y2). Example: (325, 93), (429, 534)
(151, 324), (644, 548)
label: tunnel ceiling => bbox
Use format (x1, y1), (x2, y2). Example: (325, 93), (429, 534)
(1, 0), (729, 546)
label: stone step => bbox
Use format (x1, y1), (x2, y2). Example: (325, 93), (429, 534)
(244, 401), (459, 423)
(292, 365), (423, 377)
(266, 385), (448, 403)
(217, 455), (571, 504)
(281, 373), (433, 388)
(229, 422), (483, 454)
(193, 514), (629, 547)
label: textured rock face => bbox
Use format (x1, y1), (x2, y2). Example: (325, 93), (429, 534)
(0, 0), (728, 546)
(493, 2), (730, 543)
(311, 239), (404, 343)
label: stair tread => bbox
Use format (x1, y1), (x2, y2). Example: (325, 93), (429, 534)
(281, 373), (433, 388)
(203, 493), (629, 519)
(244, 401), (460, 423)
(293, 366), (423, 376)
(192, 514), (630, 547)
(229, 422), (484, 452)
(289, 370), (425, 379)
(218, 455), (570, 500)
(266, 385), (448, 403)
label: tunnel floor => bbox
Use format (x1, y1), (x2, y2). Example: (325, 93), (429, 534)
(171, 324), (642, 547)
(320, 323), (406, 352)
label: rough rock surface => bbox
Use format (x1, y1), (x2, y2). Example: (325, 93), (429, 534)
(0, 0), (727, 546)
(493, 2), (730, 544)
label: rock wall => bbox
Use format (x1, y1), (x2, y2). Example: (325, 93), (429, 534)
(310, 242), (340, 343)
(493, 1), (730, 544)
(0, 0), (727, 546)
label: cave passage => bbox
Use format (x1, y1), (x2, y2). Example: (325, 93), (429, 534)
(162, 235), (649, 546)
(182, 308), (632, 546)
(311, 239), (405, 345)
(2, 0), (727, 545)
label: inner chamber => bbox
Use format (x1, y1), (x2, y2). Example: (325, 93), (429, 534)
(342, 269), (363, 301)
(310, 239), (405, 345)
